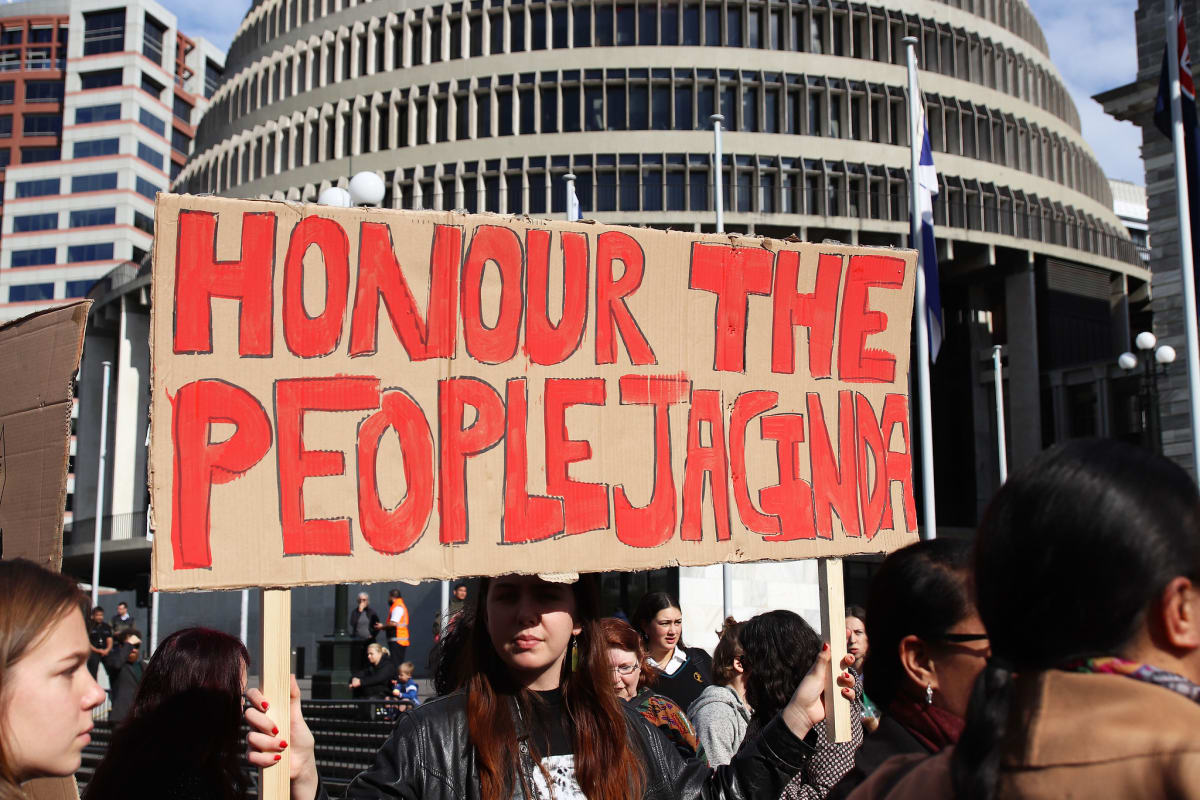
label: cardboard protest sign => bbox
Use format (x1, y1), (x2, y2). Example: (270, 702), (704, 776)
(149, 194), (919, 592)
(0, 301), (90, 569)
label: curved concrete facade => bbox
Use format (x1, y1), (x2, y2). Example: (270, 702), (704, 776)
(181, 0), (1141, 282)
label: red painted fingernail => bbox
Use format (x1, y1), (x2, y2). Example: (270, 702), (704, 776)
(823, 642), (829, 651)
(262, 701), (269, 711)
(274, 754), (281, 762)
(279, 740), (288, 748)
(272, 726), (279, 736)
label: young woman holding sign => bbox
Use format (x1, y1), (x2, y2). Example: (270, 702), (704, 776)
(849, 439), (1200, 800)
(0, 559), (107, 798)
(245, 573), (855, 799)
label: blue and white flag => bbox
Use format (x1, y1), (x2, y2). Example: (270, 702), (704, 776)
(915, 112), (943, 363)
(566, 178), (581, 222)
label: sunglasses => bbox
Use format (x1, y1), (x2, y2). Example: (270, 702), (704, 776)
(932, 632), (989, 643)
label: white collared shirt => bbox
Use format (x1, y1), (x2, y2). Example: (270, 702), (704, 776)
(647, 646), (688, 676)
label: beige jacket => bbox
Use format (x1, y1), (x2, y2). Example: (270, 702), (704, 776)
(848, 669), (1200, 800)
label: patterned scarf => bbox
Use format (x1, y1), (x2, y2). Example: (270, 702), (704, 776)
(1062, 656), (1200, 704)
(885, 697), (965, 752)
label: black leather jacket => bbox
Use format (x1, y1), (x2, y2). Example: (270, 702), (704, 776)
(316, 690), (814, 799)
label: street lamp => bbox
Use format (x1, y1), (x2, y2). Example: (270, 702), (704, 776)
(309, 171), (385, 699)
(317, 186), (351, 207)
(1119, 331), (1177, 453)
(317, 171), (385, 209)
(348, 171), (386, 206)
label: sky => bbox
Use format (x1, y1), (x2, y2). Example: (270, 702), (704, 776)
(161, 0), (1148, 186)
(1027, 0), (1144, 185)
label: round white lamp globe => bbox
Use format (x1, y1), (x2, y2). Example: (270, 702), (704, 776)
(317, 186), (352, 207)
(349, 171), (386, 206)
(1117, 352), (1138, 371)
(1135, 331), (1157, 351)
(1156, 345), (1177, 365)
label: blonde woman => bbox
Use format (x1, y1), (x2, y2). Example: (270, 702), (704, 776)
(349, 643), (396, 699)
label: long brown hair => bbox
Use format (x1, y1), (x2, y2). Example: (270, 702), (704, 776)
(0, 559), (89, 800)
(446, 574), (645, 800)
(599, 617), (656, 690)
(711, 617), (744, 687)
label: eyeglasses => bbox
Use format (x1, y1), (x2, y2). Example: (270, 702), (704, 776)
(611, 663), (639, 675)
(933, 633), (989, 643)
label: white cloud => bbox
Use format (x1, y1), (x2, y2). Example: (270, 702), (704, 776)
(1027, 0), (1145, 185)
(1073, 89), (1145, 185)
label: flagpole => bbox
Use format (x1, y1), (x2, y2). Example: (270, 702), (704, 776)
(709, 112), (733, 620)
(903, 37), (937, 540)
(992, 345), (1008, 483)
(1165, 0), (1200, 478)
(711, 114), (726, 235)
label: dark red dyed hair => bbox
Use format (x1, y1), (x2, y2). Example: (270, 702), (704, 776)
(599, 616), (657, 690)
(83, 627), (250, 800)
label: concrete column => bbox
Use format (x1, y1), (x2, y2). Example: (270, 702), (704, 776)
(1005, 263), (1042, 469)
(109, 297), (142, 540)
(383, 18), (396, 73)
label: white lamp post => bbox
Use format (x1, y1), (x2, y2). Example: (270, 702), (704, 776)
(317, 186), (352, 207)
(1119, 331), (1177, 453)
(348, 171), (386, 207)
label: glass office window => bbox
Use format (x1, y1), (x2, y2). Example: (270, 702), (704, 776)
(12, 212), (57, 232)
(11, 247), (56, 266)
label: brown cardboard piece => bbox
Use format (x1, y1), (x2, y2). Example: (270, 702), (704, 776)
(0, 303), (90, 800)
(149, 194), (920, 592)
(0, 301), (90, 570)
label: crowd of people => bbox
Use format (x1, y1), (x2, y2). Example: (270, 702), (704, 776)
(3, 438), (1200, 799)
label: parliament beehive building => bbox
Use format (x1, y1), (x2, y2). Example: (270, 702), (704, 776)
(71, 0), (1156, 655)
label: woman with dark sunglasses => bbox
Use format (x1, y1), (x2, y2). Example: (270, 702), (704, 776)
(848, 440), (1200, 800)
(829, 538), (988, 799)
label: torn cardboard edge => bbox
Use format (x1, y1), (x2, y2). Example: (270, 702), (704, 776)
(0, 300), (90, 570)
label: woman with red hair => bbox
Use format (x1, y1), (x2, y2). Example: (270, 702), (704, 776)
(600, 617), (705, 762)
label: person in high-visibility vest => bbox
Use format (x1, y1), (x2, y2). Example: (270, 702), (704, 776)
(384, 588), (410, 664)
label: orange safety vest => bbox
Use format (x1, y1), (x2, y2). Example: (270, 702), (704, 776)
(388, 598), (410, 647)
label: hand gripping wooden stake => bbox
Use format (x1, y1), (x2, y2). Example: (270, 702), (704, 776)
(260, 589), (292, 800)
(818, 558), (852, 743)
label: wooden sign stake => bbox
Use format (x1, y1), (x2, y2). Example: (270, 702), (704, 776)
(260, 588), (292, 800)
(818, 558), (852, 743)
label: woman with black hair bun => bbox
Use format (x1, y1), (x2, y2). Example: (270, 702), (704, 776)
(828, 538), (986, 799)
(849, 439), (1200, 800)
(632, 592), (714, 713)
(740, 610), (864, 799)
